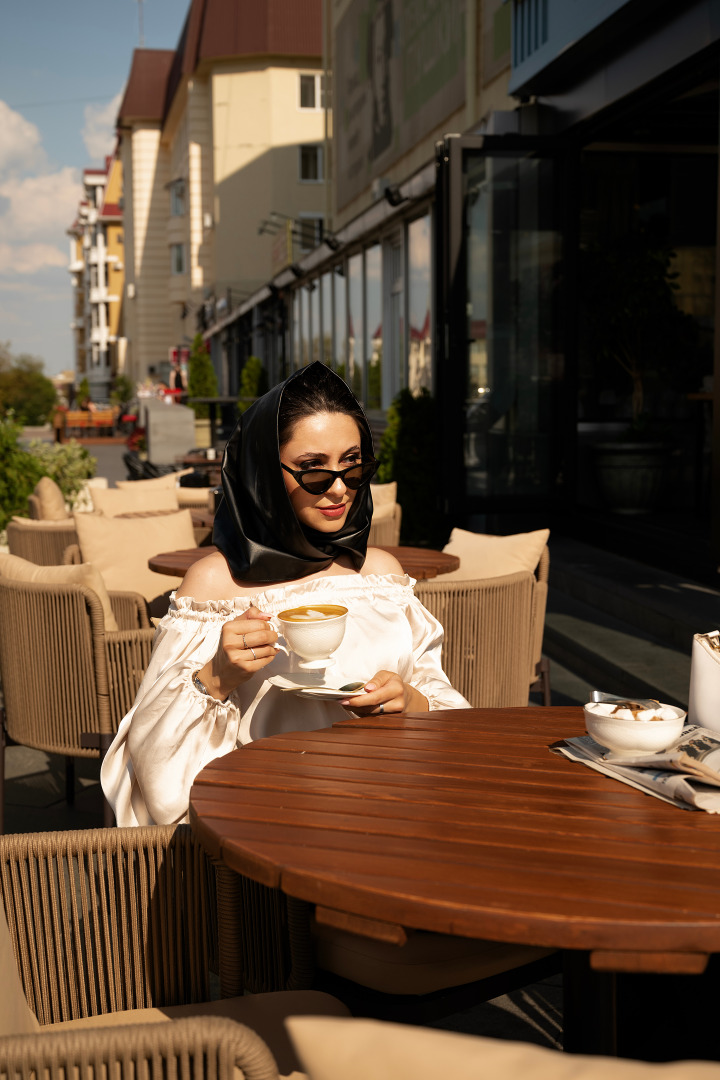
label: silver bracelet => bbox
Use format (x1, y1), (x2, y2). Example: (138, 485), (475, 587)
(192, 670), (210, 696)
(193, 670), (230, 703)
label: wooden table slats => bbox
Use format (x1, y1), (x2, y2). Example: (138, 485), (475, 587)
(190, 707), (720, 966)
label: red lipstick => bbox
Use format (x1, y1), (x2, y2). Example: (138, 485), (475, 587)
(318, 504), (347, 519)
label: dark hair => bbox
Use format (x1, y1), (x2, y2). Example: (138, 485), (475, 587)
(278, 364), (370, 449)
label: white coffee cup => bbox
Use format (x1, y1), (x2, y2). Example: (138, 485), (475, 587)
(277, 604), (348, 671)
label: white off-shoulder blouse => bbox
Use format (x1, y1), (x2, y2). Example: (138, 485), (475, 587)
(101, 572), (470, 827)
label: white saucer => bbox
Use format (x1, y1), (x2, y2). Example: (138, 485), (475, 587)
(267, 674), (366, 700)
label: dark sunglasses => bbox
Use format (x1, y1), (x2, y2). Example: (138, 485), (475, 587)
(281, 458), (379, 495)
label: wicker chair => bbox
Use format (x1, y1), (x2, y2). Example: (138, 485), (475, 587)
(414, 545), (551, 707)
(0, 578), (155, 831)
(0, 824), (348, 1079)
(6, 518), (79, 566)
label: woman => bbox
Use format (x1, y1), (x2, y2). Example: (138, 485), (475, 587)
(101, 362), (469, 826)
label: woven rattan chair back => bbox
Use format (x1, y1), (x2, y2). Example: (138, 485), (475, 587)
(0, 824), (214, 1023)
(0, 1016), (279, 1080)
(6, 519), (78, 566)
(415, 569), (540, 708)
(0, 578), (154, 829)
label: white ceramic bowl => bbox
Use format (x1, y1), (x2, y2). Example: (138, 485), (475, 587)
(583, 701), (686, 754)
(277, 605), (348, 669)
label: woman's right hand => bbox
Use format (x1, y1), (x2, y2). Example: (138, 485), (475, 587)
(196, 606), (279, 700)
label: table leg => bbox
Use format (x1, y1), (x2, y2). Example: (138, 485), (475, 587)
(563, 951), (720, 1061)
(562, 951), (617, 1056)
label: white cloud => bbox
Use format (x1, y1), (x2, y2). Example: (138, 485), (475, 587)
(0, 243), (67, 274)
(0, 101), (45, 175)
(83, 90), (123, 161)
(0, 167), (81, 242)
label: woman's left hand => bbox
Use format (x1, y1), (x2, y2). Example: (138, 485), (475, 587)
(340, 670), (428, 716)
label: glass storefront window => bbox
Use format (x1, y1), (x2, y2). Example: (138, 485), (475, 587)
(310, 283), (321, 363)
(407, 214), (432, 393)
(292, 291), (300, 371)
(464, 152), (561, 500)
(348, 253), (363, 398)
(366, 244), (382, 409)
(321, 273), (333, 365)
(334, 266), (347, 379)
(300, 287), (310, 368)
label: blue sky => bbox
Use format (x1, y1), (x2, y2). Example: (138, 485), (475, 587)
(0, 0), (189, 377)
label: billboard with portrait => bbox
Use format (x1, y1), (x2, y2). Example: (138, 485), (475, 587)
(335, 0), (465, 209)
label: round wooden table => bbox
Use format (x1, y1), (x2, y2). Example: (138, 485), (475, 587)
(189, 706), (720, 1059)
(148, 545), (459, 579)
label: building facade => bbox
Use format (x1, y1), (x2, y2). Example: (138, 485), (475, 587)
(67, 154), (126, 401)
(204, 0), (720, 582)
(114, 0), (326, 390)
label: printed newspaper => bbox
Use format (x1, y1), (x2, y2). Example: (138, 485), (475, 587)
(554, 724), (720, 811)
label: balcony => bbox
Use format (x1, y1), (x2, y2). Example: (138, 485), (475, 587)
(68, 259), (84, 273)
(89, 286), (107, 304)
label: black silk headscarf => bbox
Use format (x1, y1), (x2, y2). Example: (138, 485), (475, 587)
(212, 362), (374, 583)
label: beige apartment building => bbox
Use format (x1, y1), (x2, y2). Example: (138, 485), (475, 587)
(67, 154), (126, 400)
(115, 0), (325, 387)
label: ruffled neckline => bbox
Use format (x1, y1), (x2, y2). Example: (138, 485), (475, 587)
(168, 572), (413, 620)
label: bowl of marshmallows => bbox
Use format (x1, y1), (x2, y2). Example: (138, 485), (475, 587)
(584, 698), (686, 754)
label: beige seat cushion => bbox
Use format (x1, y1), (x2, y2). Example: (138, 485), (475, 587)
(73, 476), (109, 513)
(442, 527), (550, 581)
(371, 501), (396, 522)
(176, 486), (212, 508)
(91, 487), (179, 516)
(115, 469), (194, 491)
(11, 516), (77, 531)
(0, 552), (119, 632)
(33, 476), (69, 520)
(53, 990), (350, 1080)
(312, 921), (553, 995)
(287, 1015), (720, 1080)
(72, 509), (196, 608)
(370, 481), (397, 507)
(0, 890), (40, 1036)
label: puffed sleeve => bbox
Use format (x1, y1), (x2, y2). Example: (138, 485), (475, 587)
(100, 604), (243, 827)
(403, 593), (471, 710)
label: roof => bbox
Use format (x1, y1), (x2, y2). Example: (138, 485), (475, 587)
(99, 202), (123, 220)
(118, 1), (321, 130)
(117, 49), (175, 124)
(165, 0), (322, 117)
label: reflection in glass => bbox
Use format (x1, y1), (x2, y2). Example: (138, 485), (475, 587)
(292, 290), (300, 370)
(310, 283), (321, 363)
(348, 253), (363, 398)
(464, 153), (561, 499)
(334, 266), (347, 379)
(366, 244), (382, 409)
(321, 273), (333, 365)
(300, 287), (310, 368)
(408, 215), (432, 392)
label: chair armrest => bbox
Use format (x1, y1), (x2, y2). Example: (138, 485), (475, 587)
(109, 590), (151, 629)
(0, 825), (216, 1024)
(63, 543), (82, 565)
(0, 1016), (280, 1080)
(105, 627), (155, 725)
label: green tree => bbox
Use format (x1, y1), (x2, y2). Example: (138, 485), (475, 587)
(76, 376), (91, 404)
(0, 417), (44, 530)
(187, 333), (218, 418)
(238, 355), (268, 413)
(0, 347), (57, 426)
(110, 374), (136, 412)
